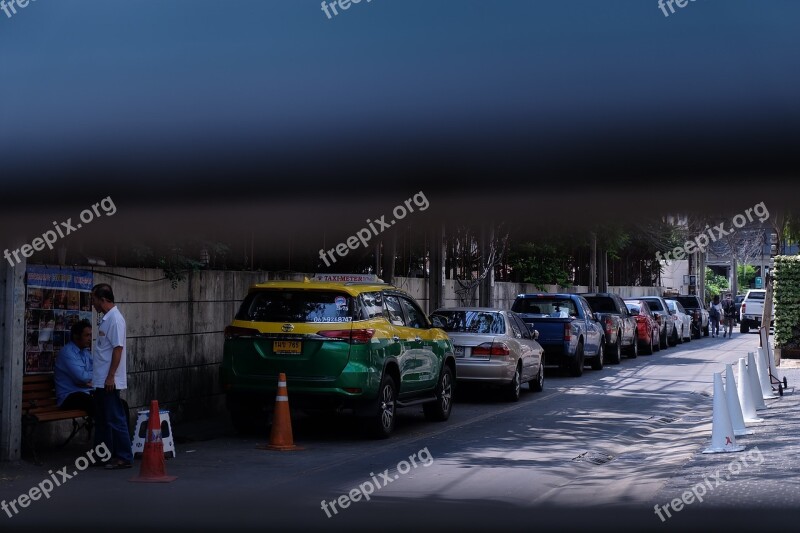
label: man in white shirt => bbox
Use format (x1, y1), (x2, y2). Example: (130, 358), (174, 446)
(91, 283), (133, 469)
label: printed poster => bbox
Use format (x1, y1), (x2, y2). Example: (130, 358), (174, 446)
(24, 266), (94, 374)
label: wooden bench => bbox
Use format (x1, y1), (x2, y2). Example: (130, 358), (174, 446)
(21, 374), (92, 464)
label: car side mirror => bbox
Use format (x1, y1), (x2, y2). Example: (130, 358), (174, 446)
(533, 329), (540, 340)
(430, 315), (446, 329)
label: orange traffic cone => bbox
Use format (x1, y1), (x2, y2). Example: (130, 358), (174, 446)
(130, 400), (177, 483)
(257, 373), (301, 451)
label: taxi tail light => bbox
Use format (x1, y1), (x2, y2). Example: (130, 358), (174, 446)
(318, 329), (375, 344)
(224, 326), (261, 340)
(472, 342), (511, 357)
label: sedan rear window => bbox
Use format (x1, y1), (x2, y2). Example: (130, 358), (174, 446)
(236, 290), (354, 323)
(430, 311), (505, 334)
(675, 296), (700, 309)
(584, 297), (617, 313)
(642, 298), (664, 311)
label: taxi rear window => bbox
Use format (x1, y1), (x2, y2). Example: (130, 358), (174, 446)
(236, 290), (354, 323)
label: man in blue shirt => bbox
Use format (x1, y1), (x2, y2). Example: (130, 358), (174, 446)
(54, 319), (94, 416)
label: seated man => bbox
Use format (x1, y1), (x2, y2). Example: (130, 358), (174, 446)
(54, 319), (94, 416)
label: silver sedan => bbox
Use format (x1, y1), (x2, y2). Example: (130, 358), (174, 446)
(430, 307), (544, 401)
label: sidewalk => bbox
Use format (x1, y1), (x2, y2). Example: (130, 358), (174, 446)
(652, 363), (800, 521)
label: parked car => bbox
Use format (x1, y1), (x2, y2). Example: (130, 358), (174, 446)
(734, 294), (745, 324)
(674, 295), (709, 338)
(739, 289), (775, 333)
(623, 300), (661, 355)
(639, 296), (677, 348)
(580, 292), (639, 361)
(512, 293), (605, 377)
(665, 299), (692, 343)
(220, 280), (456, 438)
(430, 308), (544, 401)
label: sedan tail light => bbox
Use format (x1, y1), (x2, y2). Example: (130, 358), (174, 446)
(224, 326), (261, 339)
(318, 329), (375, 344)
(472, 342), (511, 357)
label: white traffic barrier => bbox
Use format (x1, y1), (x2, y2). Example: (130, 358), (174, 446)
(724, 363), (752, 436)
(737, 358), (764, 424)
(703, 372), (746, 454)
(746, 352), (768, 410)
(756, 347), (778, 399)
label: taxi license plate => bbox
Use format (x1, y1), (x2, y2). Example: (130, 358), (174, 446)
(274, 341), (302, 354)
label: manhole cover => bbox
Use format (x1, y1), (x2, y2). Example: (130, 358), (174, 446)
(573, 451), (615, 465)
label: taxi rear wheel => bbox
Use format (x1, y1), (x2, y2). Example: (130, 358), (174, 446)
(371, 374), (397, 439)
(424, 365), (454, 421)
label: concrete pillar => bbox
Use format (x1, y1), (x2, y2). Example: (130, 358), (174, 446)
(1, 259), (26, 461)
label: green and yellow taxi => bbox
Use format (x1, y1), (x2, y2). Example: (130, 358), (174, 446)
(220, 278), (456, 437)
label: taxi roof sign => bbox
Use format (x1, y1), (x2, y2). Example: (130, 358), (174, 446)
(312, 273), (381, 283)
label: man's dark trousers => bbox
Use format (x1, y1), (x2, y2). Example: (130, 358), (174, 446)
(94, 388), (133, 463)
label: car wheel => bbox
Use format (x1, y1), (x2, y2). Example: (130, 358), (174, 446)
(423, 365), (454, 421)
(503, 364), (522, 402)
(641, 334), (653, 355)
(703, 324), (709, 336)
(669, 326), (679, 346)
(530, 357), (544, 392)
(628, 336), (638, 358)
(591, 342), (604, 371)
(740, 321), (750, 334)
(660, 327), (668, 349)
(570, 342), (585, 377)
(610, 337), (622, 364)
(372, 374), (397, 438)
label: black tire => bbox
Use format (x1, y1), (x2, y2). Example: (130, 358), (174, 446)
(740, 321), (750, 334)
(641, 335), (653, 355)
(372, 374), (397, 438)
(570, 342), (585, 377)
(660, 327), (668, 349)
(628, 336), (639, 358)
(610, 336), (622, 365)
(530, 357), (544, 392)
(653, 331), (661, 352)
(503, 364), (522, 402)
(703, 324), (709, 336)
(669, 326), (679, 347)
(590, 341), (605, 371)
(423, 365), (454, 421)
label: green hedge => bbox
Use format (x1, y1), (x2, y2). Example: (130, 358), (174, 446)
(773, 255), (800, 348)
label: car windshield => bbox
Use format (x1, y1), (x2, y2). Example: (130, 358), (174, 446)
(625, 303), (641, 314)
(584, 297), (617, 313)
(746, 291), (765, 300)
(513, 298), (577, 318)
(431, 311), (505, 334)
(235, 290), (354, 323)
(642, 298), (664, 311)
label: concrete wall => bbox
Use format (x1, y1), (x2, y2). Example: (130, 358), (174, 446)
(16, 267), (663, 454)
(393, 276), (663, 313)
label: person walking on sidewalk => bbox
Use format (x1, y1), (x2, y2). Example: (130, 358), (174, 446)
(708, 295), (722, 337)
(722, 293), (736, 338)
(91, 283), (133, 469)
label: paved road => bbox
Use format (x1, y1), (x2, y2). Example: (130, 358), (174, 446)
(2, 331), (798, 531)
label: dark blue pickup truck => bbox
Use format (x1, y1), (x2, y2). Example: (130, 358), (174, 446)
(511, 293), (605, 377)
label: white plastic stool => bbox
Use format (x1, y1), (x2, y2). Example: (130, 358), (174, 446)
(131, 409), (176, 459)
